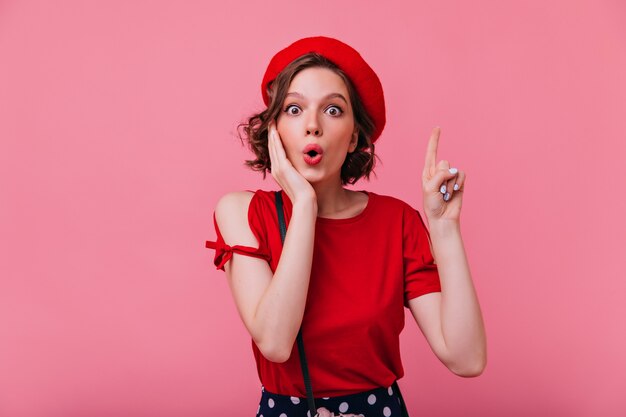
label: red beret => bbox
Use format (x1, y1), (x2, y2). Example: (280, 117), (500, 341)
(261, 36), (386, 143)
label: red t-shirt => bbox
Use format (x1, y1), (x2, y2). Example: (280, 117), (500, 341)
(205, 189), (441, 397)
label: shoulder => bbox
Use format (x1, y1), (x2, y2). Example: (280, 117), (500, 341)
(214, 189), (276, 243)
(215, 190), (274, 217)
(215, 191), (253, 221)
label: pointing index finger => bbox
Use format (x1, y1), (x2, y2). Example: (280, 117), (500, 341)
(423, 127), (440, 178)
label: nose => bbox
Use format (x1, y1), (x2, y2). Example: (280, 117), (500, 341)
(306, 114), (322, 137)
(307, 128), (321, 136)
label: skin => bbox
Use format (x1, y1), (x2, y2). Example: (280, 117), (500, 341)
(409, 128), (487, 377)
(268, 66), (364, 217)
(215, 66), (486, 417)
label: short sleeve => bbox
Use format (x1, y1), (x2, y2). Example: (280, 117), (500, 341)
(205, 195), (272, 272)
(403, 205), (441, 307)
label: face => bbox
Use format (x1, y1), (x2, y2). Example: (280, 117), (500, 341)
(275, 67), (358, 184)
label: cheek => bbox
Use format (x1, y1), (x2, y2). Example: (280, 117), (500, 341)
(329, 122), (355, 144)
(276, 119), (294, 140)
(277, 133), (299, 157)
(276, 124), (299, 150)
(341, 125), (356, 141)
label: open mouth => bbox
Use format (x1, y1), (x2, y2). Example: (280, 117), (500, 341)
(303, 144), (323, 165)
(303, 150), (323, 165)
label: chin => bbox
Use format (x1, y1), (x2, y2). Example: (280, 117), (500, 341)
(297, 167), (326, 183)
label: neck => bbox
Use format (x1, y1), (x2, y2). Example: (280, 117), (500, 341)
(309, 176), (351, 217)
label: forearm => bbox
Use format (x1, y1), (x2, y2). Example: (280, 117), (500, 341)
(427, 219), (487, 374)
(255, 200), (317, 360)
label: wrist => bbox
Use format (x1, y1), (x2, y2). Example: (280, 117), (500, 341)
(426, 217), (461, 238)
(293, 198), (318, 217)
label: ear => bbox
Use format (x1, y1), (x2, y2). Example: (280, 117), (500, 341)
(349, 131), (359, 152)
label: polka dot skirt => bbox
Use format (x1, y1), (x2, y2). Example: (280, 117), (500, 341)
(256, 382), (404, 416)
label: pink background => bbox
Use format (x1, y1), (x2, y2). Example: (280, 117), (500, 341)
(1, 1), (625, 416)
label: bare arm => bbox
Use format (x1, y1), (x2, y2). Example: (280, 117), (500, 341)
(414, 127), (487, 377)
(408, 220), (487, 377)
(215, 191), (317, 363)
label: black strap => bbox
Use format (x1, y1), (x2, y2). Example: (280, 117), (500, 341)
(274, 191), (317, 417)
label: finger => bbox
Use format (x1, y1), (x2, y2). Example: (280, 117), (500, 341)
(271, 126), (289, 162)
(423, 127), (441, 180)
(444, 166), (459, 202)
(435, 160), (450, 194)
(454, 169), (466, 192)
(428, 164), (457, 195)
(268, 125), (279, 174)
(267, 125), (274, 164)
(316, 407), (332, 417)
(436, 159), (450, 170)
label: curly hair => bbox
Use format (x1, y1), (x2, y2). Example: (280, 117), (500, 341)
(236, 52), (381, 185)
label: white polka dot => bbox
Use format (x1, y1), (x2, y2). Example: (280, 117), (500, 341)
(306, 411), (311, 417)
(383, 406), (392, 416)
(367, 393), (377, 404)
(323, 397), (329, 400)
(388, 386), (394, 396)
(268, 398), (274, 408)
(290, 396), (300, 404)
(339, 402), (349, 413)
(279, 414), (288, 417)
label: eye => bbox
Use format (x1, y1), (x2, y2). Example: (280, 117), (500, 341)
(326, 105), (344, 116)
(284, 104), (301, 115)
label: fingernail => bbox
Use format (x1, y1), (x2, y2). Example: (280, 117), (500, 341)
(444, 192), (450, 201)
(449, 167), (458, 174)
(454, 183), (459, 191)
(440, 184), (446, 194)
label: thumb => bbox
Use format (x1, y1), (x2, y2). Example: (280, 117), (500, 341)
(425, 167), (458, 193)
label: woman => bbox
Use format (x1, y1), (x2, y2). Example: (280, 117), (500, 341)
(206, 36), (487, 417)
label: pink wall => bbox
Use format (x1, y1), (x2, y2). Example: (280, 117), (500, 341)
(1, 1), (625, 416)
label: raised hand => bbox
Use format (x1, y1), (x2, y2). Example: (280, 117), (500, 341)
(268, 120), (317, 204)
(422, 127), (466, 222)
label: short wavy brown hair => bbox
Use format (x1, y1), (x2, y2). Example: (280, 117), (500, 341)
(236, 52), (381, 185)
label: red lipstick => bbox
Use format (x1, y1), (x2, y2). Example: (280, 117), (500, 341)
(303, 143), (323, 166)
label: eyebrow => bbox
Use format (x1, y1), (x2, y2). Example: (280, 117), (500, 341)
(285, 92), (348, 104)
